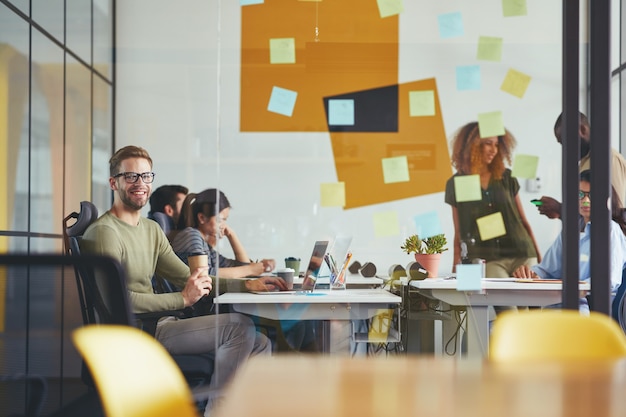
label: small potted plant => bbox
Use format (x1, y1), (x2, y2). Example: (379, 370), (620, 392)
(401, 234), (448, 278)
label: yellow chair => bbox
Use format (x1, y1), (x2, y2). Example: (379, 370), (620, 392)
(72, 325), (200, 417)
(490, 309), (626, 362)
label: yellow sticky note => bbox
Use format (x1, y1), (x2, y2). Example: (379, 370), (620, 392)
(477, 111), (505, 138)
(382, 156), (410, 183)
(373, 211), (400, 237)
(502, 0), (527, 17)
(500, 68), (531, 98)
(476, 212), (507, 241)
(269, 38), (296, 64)
(320, 182), (345, 207)
(511, 154), (539, 179)
(454, 175), (482, 203)
(477, 36), (503, 62)
(409, 90), (436, 117)
(377, 0), (403, 18)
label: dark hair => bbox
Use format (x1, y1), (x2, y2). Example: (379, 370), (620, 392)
(579, 169), (626, 234)
(554, 111), (590, 136)
(449, 121), (516, 179)
(148, 185), (189, 216)
(109, 145), (152, 177)
(175, 188), (231, 231)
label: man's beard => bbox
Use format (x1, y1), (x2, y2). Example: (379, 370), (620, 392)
(120, 189), (148, 211)
(580, 139), (591, 159)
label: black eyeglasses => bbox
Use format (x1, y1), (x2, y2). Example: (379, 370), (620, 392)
(113, 172), (155, 184)
(578, 190), (591, 200)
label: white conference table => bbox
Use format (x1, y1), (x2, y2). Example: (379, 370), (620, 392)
(215, 289), (401, 353)
(410, 278), (591, 358)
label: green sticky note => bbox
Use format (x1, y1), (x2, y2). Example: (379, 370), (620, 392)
(476, 212), (507, 241)
(477, 36), (503, 62)
(269, 38), (296, 64)
(373, 211), (400, 238)
(500, 68), (531, 98)
(377, 0), (403, 18)
(320, 182), (345, 207)
(409, 90), (436, 117)
(456, 264), (483, 291)
(454, 175), (482, 203)
(382, 156), (410, 184)
(502, 0), (527, 17)
(477, 111), (505, 138)
(511, 154), (539, 179)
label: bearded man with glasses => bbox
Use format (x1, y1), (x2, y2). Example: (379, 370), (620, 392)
(81, 145), (286, 416)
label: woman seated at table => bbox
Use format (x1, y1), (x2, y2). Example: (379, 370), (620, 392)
(170, 188), (275, 278)
(513, 170), (626, 313)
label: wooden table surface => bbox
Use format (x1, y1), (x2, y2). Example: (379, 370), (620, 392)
(213, 355), (626, 417)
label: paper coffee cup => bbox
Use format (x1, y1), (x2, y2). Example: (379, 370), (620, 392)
(188, 252), (209, 277)
(276, 267), (295, 289)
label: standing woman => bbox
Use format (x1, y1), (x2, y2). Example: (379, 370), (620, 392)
(170, 188), (275, 278)
(445, 122), (541, 278)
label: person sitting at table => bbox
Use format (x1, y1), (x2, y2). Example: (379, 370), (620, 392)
(170, 188), (275, 278)
(513, 169), (626, 313)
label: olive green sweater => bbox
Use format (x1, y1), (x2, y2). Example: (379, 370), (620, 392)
(81, 211), (246, 313)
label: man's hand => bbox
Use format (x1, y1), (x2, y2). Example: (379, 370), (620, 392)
(512, 265), (539, 279)
(181, 267), (212, 307)
(537, 196), (562, 219)
(245, 276), (288, 292)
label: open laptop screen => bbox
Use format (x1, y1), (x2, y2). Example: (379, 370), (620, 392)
(301, 240), (329, 291)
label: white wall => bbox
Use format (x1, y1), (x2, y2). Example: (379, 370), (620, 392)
(116, 0), (577, 276)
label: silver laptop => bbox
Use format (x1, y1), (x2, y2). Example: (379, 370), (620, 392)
(253, 240), (329, 294)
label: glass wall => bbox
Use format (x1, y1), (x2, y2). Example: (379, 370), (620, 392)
(0, 0), (113, 414)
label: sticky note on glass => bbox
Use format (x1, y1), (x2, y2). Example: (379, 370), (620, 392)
(456, 264), (483, 291)
(269, 38), (296, 64)
(511, 154), (539, 179)
(456, 65), (481, 91)
(382, 156), (410, 183)
(377, 0), (403, 18)
(500, 68), (531, 99)
(373, 211), (400, 237)
(454, 175), (482, 203)
(413, 211), (443, 239)
(320, 182), (345, 207)
(478, 111), (505, 138)
(267, 86), (297, 117)
(241, 0), (264, 5)
(477, 36), (503, 62)
(476, 212), (506, 241)
(328, 99), (355, 125)
(438, 12), (464, 39)
(502, 0), (527, 17)
(409, 90), (435, 116)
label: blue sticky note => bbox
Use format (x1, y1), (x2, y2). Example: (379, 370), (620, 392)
(267, 86), (298, 117)
(328, 99), (355, 126)
(413, 211), (443, 239)
(456, 264), (482, 291)
(456, 65), (481, 91)
(438, 12), (464, 39)
(241, 0), (264, 5)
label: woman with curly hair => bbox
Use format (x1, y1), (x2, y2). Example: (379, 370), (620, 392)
(444, 121), (541, 278)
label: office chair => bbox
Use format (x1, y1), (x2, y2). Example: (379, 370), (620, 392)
(612, 268), (626, 333)
(0, 254), (131, 416)
(72, 325), (200, 417)
(0, 373), (47, 417)
(490, 309), (626, 362)
(62, 202), (215, 391)
(148, 212), (175, 236)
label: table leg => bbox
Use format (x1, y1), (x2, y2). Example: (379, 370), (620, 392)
(465, 306), (489, 358)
